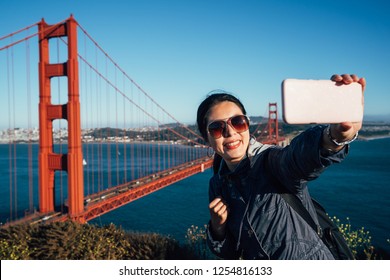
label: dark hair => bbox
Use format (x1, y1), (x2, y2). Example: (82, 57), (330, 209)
(196, 91), (246, 143)
(196, 91), (247, 174)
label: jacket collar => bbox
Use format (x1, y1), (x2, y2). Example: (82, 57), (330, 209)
(218, 138), (271, 179)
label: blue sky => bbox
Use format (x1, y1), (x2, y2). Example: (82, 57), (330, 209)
(1, 0), (389, 126)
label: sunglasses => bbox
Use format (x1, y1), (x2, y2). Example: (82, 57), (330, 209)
(207, 115), (250, 139)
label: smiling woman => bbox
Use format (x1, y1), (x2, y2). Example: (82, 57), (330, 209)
(206, 102), (250, 170)
(196, 74), (366, 260)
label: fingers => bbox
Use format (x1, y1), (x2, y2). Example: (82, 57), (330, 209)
(331, 73), (366, 92)
(330, 74), (343, 82)
(209, 197), (223, 209)
(358, 77), (366, 92)
(331, 74), (354, 84)
(209, 197), (228, 215)
(209, 197), (228, 225)
(328, 73), (365, 139)
(331, 74), (364, 84)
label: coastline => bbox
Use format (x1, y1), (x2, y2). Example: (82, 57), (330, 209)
(358, 135), (390, 141)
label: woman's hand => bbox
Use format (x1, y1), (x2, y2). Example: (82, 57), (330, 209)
(323, 74), (366, 151)
(331, 74), (366, 91)
(209, 197), (229, 240)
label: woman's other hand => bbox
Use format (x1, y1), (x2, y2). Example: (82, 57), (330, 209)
(209, 197), (229, 240)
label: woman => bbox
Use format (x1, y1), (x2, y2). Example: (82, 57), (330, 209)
(196, 74), (365, 259)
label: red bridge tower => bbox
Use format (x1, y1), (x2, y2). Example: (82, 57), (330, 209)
(38, 16), (84, 221)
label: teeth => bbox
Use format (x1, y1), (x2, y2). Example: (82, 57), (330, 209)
(225, 140), (240, 147)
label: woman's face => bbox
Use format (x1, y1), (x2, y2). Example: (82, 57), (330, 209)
(206, 101), (250, 170)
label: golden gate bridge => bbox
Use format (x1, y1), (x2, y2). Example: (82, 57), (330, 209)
(0, 16), (284, 227)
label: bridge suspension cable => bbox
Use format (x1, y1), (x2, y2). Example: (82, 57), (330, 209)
(1, 16), (210, 226)
(74, 25), (209, 201)
(1, 20), (41, 223)
(76, 22), (202, 141)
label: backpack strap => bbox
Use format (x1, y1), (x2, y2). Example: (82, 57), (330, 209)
(279, 192), (322, 237)
(263, 149), (322, 236)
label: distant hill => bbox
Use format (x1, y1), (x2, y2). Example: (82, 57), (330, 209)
(363, 114), (390, 123)
(248, 116), (267, 124)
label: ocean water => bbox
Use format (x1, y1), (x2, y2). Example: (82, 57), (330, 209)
(1, 138), (389, 254)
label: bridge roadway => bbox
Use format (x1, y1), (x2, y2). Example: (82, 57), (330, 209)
(2, 157), (213, 227)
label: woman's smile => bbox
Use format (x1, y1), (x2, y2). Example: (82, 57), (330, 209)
(224, 139), (242, 150)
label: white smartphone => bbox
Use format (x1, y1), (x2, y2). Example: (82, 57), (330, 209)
(281, 79), (364, 124)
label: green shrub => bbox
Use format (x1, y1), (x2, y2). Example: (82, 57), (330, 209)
(330, 216), (376, 259)
(0, 224), (34, 260)
(0, 221), (198, 260)
(185, 224), (208, 259)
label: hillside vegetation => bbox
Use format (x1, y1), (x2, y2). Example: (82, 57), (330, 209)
(0, 221), (198, 260)
(1, 220), (388, 260)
